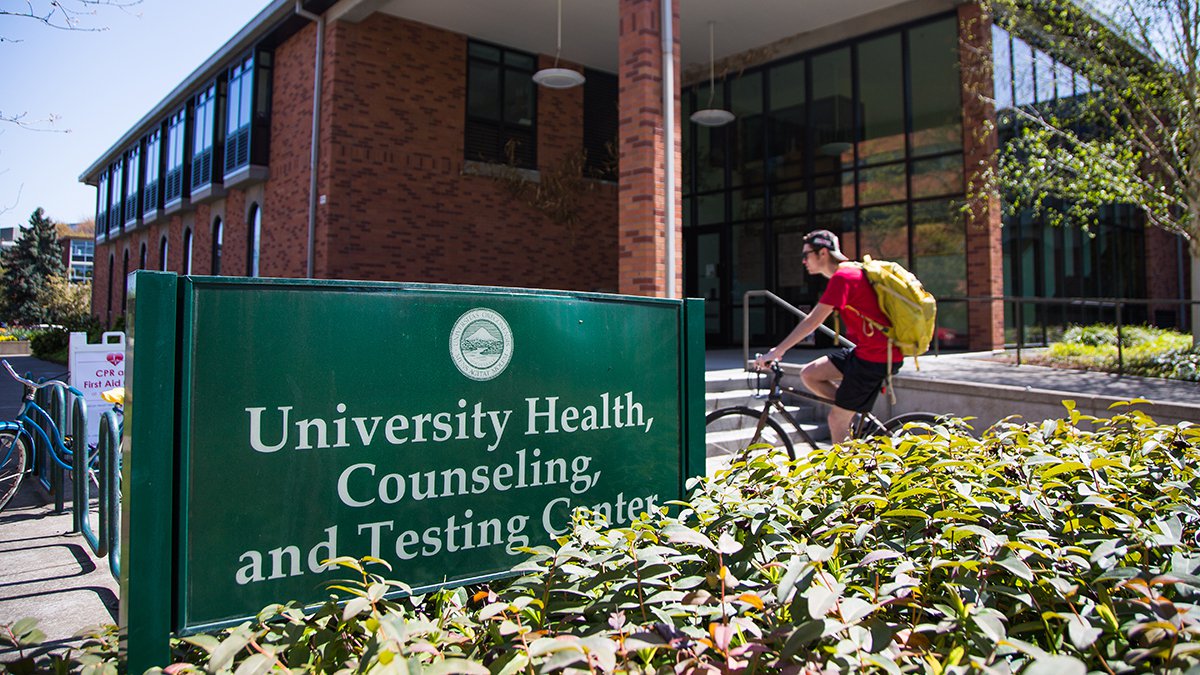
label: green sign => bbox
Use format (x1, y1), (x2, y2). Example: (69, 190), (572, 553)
(122, 273), (705, 669)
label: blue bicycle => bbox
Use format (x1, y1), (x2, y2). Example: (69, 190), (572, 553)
(0, 360), (120, 512)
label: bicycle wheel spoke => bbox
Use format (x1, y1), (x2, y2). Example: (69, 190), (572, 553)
(705, 408), (794, 461)
(0, 431), (28, 510)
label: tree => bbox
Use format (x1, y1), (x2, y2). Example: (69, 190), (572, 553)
(39, 276), (94, 331)
(977, 0), (1200, 344)
(1, 208), (65, 324)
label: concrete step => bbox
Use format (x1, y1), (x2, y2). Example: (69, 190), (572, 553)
(704, 417), (827, 457)
(704, 367), (760, 394)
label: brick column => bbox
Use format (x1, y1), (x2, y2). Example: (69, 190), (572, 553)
(959, 3), (1004, 350)
(617, 0), (681, 297)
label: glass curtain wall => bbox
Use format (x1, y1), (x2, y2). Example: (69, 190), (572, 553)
(683, 14), (967, 347)
(992, 25), (1149, 344)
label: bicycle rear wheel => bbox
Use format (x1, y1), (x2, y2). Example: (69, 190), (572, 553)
(0, 430), (28, 511)
(880, 412), (941, 438)
(705, 407), (796, 461)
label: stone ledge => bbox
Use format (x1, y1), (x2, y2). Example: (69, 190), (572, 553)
(885, 373), (1200, 428)
(0, 341), (31, 356)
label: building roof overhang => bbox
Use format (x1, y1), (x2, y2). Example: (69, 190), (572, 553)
(80, 0), (952, 186)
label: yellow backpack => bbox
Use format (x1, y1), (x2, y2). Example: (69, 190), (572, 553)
(847, 255), (937, 360)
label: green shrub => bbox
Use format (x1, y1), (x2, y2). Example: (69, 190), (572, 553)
(6, 406), (1200, 673)
(29, 328), (69, 362)
(1042, 324), (1194, 380)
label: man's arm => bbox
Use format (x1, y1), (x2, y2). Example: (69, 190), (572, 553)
(755, 303), (834, 368)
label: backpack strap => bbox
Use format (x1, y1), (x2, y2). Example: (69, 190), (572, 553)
(843, 304), (899, 405)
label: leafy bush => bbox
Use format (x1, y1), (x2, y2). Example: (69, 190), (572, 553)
(7, 407), (1200, 673)
(1039, 324), (1195, 380)
(29, 328), (69, 362)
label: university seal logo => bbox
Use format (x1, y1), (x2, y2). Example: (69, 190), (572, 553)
(449, 308), (513, 381)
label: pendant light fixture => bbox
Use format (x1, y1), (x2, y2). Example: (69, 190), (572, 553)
(533, 0), (586, 89)
(690, 21), (735, 127)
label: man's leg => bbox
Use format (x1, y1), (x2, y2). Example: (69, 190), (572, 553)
(827, 405), (856, 444)
(799, 356), (840, 401)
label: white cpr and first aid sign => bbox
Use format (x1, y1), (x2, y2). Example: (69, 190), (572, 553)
(69, 331), (125, 447)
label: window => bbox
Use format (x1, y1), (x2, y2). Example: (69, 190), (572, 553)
(139, 242), (147, 270)
(247, 204), (261, 276)
(908, 17), (963, 157)
(124, 144), (141, 225)
(159, 235), (169, 272)
(121, 248), (129, 315)
(107, 253), (114, 320)
(583, 69), (618, 179)
(183, 228), (193, 275)
(226, 55), (254, 173)
(165, 108), (188, 204)
(191, 81), (221, 190)
(143, 128), (162, 216)
(72, 240), (95, 262)
(211, 218), (223, 274)
(108, 163), (123, 235)
(465, 41), (536, 167)
(96, 171), (109, 237)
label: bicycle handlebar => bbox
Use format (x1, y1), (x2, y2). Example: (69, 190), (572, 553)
(2, 359), (76, 393)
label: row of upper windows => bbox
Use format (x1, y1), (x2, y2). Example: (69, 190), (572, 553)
(96, 49), (273, 241)
(992, 25), (1098, 111)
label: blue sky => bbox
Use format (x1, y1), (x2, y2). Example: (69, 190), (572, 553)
(0, 1), (271, 226)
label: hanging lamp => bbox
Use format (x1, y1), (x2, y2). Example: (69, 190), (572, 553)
(533, 0), (586, 89)
(690, 21), (735, 127)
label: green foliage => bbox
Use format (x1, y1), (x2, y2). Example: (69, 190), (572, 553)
(979, 0), (1200, 253)
(1036, 324), (1198, 380)
(30, 328), (69, 364)
(38, 277), (97, 332)
(0, 620), (119, 674)
(10, 408), (1200, 673)
(0, 208), (67, 325)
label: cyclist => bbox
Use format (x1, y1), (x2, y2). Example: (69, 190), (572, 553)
(754, 229), (902, 443)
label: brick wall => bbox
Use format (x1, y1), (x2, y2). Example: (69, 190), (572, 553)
(958, 3), (1004, 350)
(263, 22), (319, 279)
(1145, 226), (1188, 328)
(617, 0), (681, 297)
(319, 14), (618, 290)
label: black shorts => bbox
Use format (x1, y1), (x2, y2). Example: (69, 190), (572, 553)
(828, 348), (902, 412)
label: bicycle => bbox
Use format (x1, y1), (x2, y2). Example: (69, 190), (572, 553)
(705, 360), (942, 461)
(0, 359), (122, 511)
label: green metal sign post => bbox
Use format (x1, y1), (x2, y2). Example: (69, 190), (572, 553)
(123, 272), (705, 671)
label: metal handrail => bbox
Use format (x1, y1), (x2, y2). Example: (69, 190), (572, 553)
(741, 291), (1196, 377)
(742, 290), (854, 368)
(927, 295), (1198, 375)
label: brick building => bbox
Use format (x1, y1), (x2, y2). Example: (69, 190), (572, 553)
(80, 0), (1190, 350)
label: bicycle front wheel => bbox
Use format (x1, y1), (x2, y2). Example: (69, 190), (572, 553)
(705, 407), (795, 461)
(0, 430), (28, 511)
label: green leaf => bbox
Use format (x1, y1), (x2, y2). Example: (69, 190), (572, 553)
(718, 531), (743, 555)
(780, 620), (825, 659)
(1041, 461), (1088, 478)
(663, 524), (715, 551)
(1023, 655), (1086, 675)
(807, 581), (844, 619)
(181, 634), (220, 653)
(994, 555), (1034, 582)
(972, 612), (1006, 644)
(423, 659), (492, 674)
(208, 632), (252, 672)
(233, 653), (274, 675)
(880, 508), (929, 519)
(1066, 615), (1102, 650)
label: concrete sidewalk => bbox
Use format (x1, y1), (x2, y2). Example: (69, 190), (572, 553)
(0, 354), (118, 662)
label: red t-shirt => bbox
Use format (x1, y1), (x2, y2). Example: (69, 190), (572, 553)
(819, 265), (903, 364)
